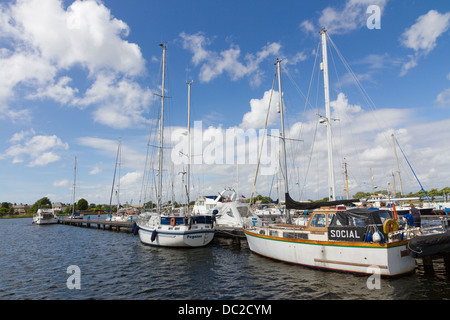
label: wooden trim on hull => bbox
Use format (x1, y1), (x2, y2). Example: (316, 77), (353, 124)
(243, 229), (409, 249)
(243, 229), (416, 277)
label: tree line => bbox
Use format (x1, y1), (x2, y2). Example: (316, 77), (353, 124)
(0, 197), (125, 217)
(353, 187), (450, 200)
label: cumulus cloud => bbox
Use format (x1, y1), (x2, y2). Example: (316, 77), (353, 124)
(2, 131), (69, 166)
(0, 0), (150, 128)
(436, 88), (450, 107)
(180, 32), (281, 86)
(399, 10), (450, 76)
(300, 0), (388, 35)
(240, 90), (281, 129)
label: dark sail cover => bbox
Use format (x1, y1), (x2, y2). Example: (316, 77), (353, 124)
(285, 192), (359, 210)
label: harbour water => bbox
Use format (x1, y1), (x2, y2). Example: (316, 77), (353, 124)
(1, 216), (449, 301)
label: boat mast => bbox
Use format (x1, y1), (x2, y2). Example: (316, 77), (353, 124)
(344, 158), (349, 200)
(276, 58), (290, 222)
(72, 156), (77, 215)
(117, 137), (122, 210)
(391, 134), (404, 196)
(320, 27), (336, 201)
(187, 80), (193, 207)
(157, 44), (167, 214)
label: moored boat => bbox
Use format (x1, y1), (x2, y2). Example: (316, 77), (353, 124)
(245, 206), (417, 276)
(135, 44), (214, 247)
(33, 208), (58, 225)
(243, 28), (427, 277)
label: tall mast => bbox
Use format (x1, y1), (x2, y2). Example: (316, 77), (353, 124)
(320, 27), (336, 201)
(344, 158), (349, 200)
(187, 80), (193, 207)
(392, 134), (403, 196)
(157, 44), (167, 213)
(276, 58), (290, 222)
(72, 156), (77, 215)
(117, 137), (122, 210)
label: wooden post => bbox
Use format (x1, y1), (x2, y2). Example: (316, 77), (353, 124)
(443, 252), (450, 276)
(422, 255), (434, 274)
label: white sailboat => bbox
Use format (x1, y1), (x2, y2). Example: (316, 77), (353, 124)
(32, 208), (58, 225)
(244, 28), (418, 276)
(135, 44), (214, 247)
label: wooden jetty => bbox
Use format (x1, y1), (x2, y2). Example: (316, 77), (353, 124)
(57, 216), (244, 239)
(58, 217), (133, 232)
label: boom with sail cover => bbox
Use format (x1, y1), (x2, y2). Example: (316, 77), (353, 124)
(285, 192), (358, 210)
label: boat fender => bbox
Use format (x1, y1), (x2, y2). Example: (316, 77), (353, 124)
(132, 222), (139, 236)
(151, 229), (157, 242)
(170, 217), (176, 226)
(366, 231), (372, 242)
(383, 219), (399, 234)
(372, 231), (381, 243)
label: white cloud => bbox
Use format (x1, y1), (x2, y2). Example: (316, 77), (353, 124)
(436, 88), (450, 107)
(78, 73), (153, 128)
(300, 0), (388, 35)
(240, 90), (281, 129)
(400, 10), (450, 76)
(89, 164), (102, 175)
(53, 179), (70, 187)
(0, 0), (150, 128)
(180, 32), (281, 86)
(2, 131), (69, 166)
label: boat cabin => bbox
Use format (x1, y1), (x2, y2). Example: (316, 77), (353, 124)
(258, 207), (397, 243)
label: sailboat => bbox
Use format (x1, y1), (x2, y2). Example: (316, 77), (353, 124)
(106, 138), (136, 222)
(244, 28), (418, 276)
(134, 44), (214, 247)
(70, 157), (83, 219)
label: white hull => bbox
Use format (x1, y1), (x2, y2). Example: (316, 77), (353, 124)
(244, 229), (416, 276)
(33, 209), (58, 225)
(33, 217), (58, 225)
(138, 225), (214, 247)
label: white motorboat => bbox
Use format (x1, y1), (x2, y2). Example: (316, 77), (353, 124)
(192, 188), (236, 215)
(33, 209), (58, 225)
(214, 201), (262, 230)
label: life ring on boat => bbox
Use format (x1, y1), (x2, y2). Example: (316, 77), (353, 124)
(170, 217), (176, 226)
(383, 219), (399, 233)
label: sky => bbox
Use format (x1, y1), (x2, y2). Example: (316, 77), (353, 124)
(1, 0), (450, 207)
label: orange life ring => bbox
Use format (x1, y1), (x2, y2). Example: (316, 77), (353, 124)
(170, 217), (176, 226)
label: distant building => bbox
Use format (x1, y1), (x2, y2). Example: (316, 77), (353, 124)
(13, 203), (30, 215)
(52, 202), (68, 213)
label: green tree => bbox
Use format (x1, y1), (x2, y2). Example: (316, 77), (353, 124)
(29, 197), (52, 213)
(353, 191), (371, 199)
(77, 198), (89, 210)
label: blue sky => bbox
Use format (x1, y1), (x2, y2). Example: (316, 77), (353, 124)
(1, 0), (450, 206)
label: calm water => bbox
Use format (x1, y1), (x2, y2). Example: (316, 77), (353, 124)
(0, 216), (449, 300)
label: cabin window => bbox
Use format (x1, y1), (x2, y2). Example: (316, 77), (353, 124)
(225, 208), (234, 218)
(327, 213), (335, 227)
(310, 213), (326, 228)
(269, 230), (279, 237)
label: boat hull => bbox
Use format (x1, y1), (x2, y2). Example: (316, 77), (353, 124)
(33, 217), (58, 225)
(244, 229), (416, 276)
(138, 225), (214, 247)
